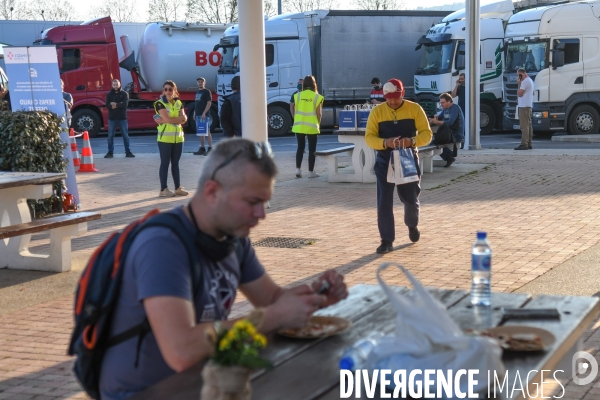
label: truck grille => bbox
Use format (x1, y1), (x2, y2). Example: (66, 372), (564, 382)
(504, 82), (518, 120)
(419, 101), (437, 117)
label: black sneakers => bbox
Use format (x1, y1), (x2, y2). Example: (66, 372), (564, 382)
(193, 147), (206, 156)
(125, 152), (135, 158)
(514, 145), (529, 150)
(376, 240), (393, 254)
(206, 147), (212, 155)
(409, 227), (420, 243)
(104, 152), (113, 159)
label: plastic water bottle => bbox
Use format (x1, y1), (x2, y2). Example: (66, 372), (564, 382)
(471, 231), (491, 306)
(339, 334), (382, 371)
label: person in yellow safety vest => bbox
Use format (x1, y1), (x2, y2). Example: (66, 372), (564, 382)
(154, 80), (189, 198)
(291, 75), (324, 178)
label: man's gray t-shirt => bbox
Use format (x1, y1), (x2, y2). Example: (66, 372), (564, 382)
(99, 207), (265, 400)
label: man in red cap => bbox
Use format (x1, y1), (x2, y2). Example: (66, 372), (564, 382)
(365, 78), (432, 253)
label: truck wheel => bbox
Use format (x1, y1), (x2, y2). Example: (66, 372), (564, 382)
(268, 106), (292, 137)
(480, 103), (496, 135)
(72, 109), (101, 138)
(568, 105), (600, 135)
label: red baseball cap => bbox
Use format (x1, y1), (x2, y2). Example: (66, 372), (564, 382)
(383, 79), (404, 99)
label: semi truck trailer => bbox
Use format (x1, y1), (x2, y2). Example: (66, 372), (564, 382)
(214, 10), (449, 136)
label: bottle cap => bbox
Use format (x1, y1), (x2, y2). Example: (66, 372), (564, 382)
(477, 231), (487, 240)
(339, 357), (354, 370)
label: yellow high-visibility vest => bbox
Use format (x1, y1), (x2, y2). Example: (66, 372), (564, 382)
(292, 90), (324, 134)
(154, 98), (184, 143)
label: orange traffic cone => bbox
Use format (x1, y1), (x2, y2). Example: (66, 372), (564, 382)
(69, 128), (81, 168)
(78, 130), (98, 172)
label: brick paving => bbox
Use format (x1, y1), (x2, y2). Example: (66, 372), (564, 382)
(1, 149), (600, 398)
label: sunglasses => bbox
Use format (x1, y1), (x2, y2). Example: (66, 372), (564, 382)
(163, 87), (174, 92)
(210, 142), (272, 182)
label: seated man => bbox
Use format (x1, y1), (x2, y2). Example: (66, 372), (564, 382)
(428, 93), (464, 167)
(99, 138), (348, 400)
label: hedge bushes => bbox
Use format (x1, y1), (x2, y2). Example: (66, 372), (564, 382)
(0, 111), (67, 218)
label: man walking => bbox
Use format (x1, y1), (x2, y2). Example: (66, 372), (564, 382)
(429, 93), (464, 168)
(99, 138), (348, 399)
(220, 76), (242, 138)
(193, 77), (213, 156)
(105, 79), (134, 158)
(365, 79), (432, 253)
(514, 68), (534, 150)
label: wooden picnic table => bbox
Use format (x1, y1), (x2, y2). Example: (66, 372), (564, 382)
(131, 284), (599, 400)
(0, 171), (100, 272)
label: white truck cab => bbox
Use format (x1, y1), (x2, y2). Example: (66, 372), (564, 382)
(503, 0), (600, 135)
(414, 0), (515, 135)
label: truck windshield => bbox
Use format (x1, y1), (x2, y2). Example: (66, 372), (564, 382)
(220, 45), (240, 73)
(505, 41), (548, 73)
(416, 41), (454, 75)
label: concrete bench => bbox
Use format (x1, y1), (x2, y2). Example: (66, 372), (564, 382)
(418, 143), (456, 174)
(315, 145), (355, 180)
(0, 211), (101, 272)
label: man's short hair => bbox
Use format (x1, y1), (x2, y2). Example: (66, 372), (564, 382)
(459, 73), (465, 77)
(231, 76), (241, 91)
(439, 93), (453, 102)
(198, 138), (278, 189)
(371, 77), (380, 85)
(517, 68), (526, 74)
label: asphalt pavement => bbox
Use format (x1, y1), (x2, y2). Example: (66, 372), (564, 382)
(88, 129), (600, 155)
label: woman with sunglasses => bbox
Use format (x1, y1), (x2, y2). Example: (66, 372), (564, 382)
(154, 80), (189, 197)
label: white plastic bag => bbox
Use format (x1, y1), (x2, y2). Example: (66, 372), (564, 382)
(367, 262), (504, 398)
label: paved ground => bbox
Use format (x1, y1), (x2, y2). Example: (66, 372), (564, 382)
(1, 146), (600, 399)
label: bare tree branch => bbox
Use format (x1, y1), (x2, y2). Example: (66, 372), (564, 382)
(186, 0), (238, 24)
(283, 0), (338, 13)
(91, 0), (138, 22)
(0, 0), (28, 19)
(148, 0), (181, 22)
(352, 0), (406, 10)
(24, 0), (79, 21)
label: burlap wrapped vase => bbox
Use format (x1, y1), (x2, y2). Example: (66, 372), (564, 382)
(200, 362), (252, 400)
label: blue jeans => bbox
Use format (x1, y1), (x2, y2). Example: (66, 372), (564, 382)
(107, 119), (131, 153)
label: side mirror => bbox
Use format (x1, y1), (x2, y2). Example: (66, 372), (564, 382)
(452, 71), (459, 76)
(415, 44), (422, 51)
(551, 50), (564, 69)
(213, 44), (220, 52)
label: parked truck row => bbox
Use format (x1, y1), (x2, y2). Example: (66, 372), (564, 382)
(214, 10), (449, 136)
(5, 1), (600, 138)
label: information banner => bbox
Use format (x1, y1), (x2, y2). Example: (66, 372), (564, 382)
(4, 46), (80, 206)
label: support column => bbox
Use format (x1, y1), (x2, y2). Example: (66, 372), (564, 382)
(238, 0), (268, 144)
(466, 0), (482, 150)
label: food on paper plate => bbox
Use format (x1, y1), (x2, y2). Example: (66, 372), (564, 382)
(482, 331), (544, 351)
(279, 316), (350, 339)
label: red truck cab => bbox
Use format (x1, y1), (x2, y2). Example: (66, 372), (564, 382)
(36, 17), (208, 137)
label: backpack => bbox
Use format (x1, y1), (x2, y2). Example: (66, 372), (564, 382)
(68, 209), (243, 399)
(433, 123), (454, 145)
